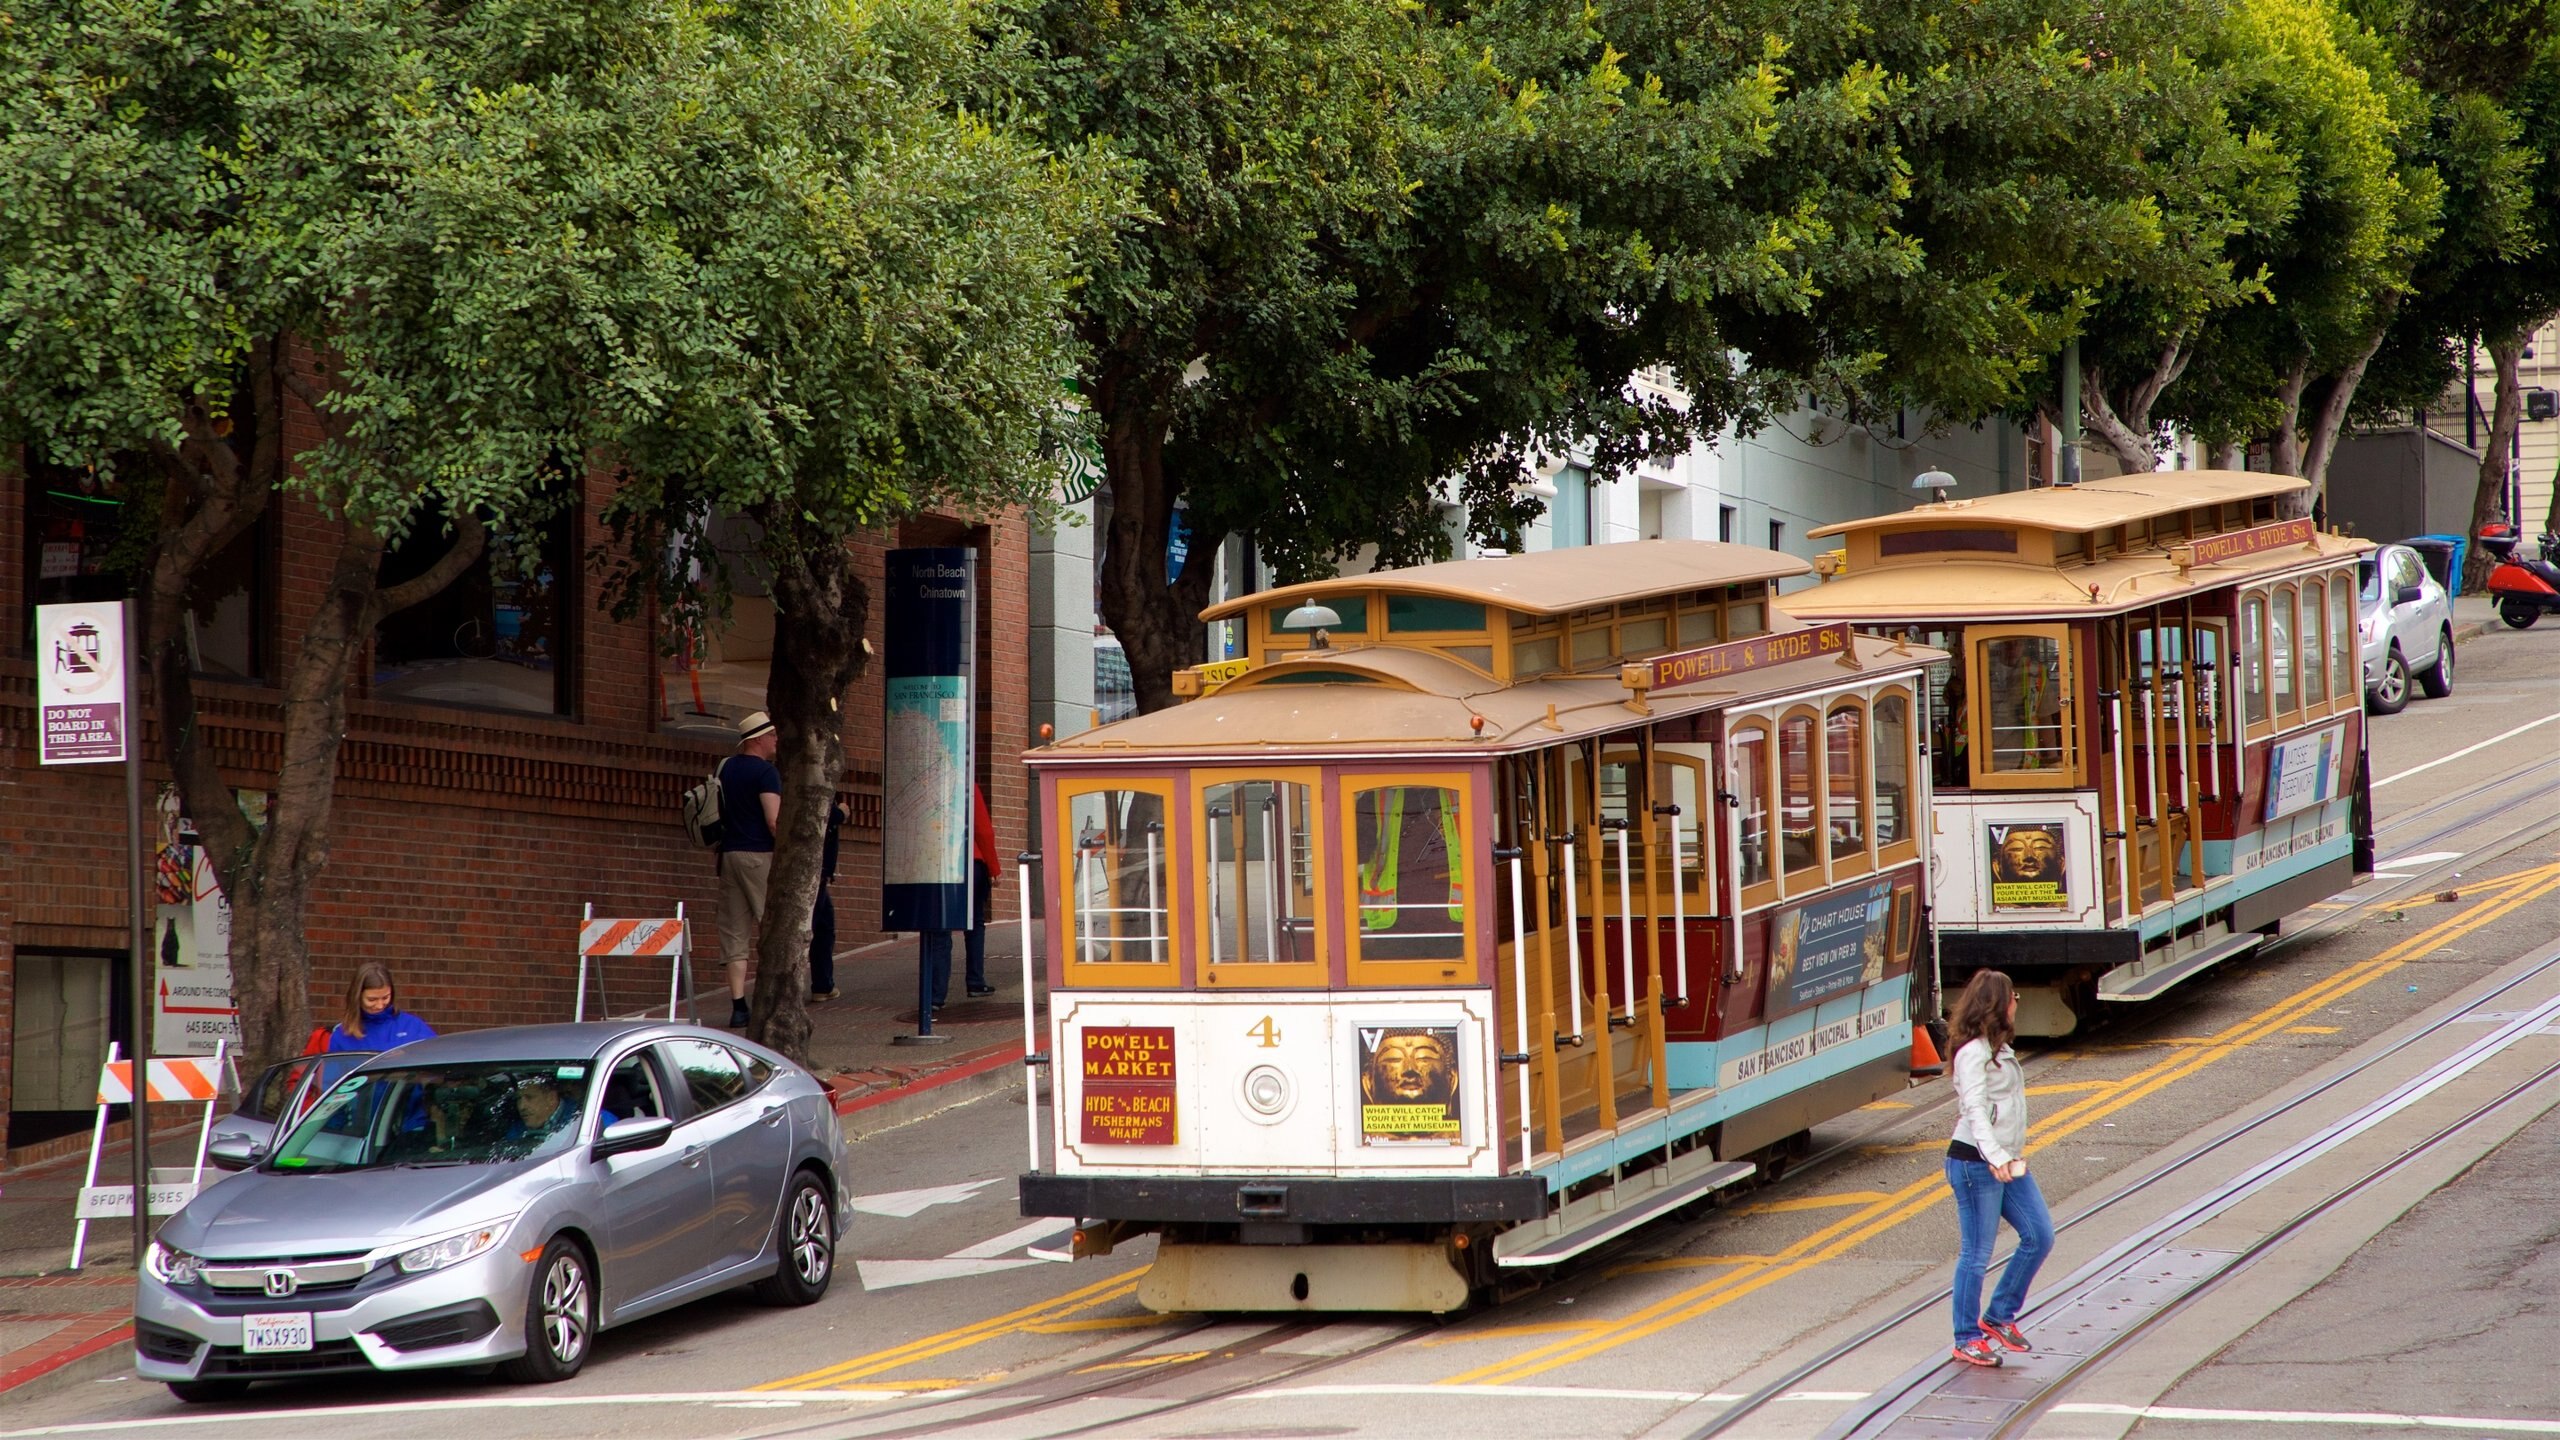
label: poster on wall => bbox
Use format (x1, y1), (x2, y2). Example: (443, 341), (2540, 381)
(151, 785), (260, 1055)
(882, 548), (977, 933)
(1766, 880), (1896, 1016)
(2262, 722), (2349, 823)
(1080, 1026), (1178, 1145)
(36, 601), (127, 765)
(1986, 821), (2071, 911)
(1356, 1025), (1463, 1145)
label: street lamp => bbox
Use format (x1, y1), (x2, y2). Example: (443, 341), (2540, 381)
(1912, 469), (1958, 506)
(1280, 600), (1344, 650)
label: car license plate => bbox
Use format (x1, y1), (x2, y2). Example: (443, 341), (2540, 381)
(242, 1312), (313, 1353)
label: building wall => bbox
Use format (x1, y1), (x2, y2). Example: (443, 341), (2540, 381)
(4, 417), (1033, 1149)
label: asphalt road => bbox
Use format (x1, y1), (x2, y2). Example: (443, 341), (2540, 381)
(8, 616), (2558, 1440)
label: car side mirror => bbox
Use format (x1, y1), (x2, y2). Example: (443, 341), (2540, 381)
(591, 1115), (675, 1160)
(208, 1133), (265, 1170)
(2394, 584), (2424, 606)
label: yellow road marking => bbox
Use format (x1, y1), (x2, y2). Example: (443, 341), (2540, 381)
(1076, 1351), (1206, 1372)
(2285, 1025), (2342, 1035)
(1736, 1192), (1895, 1215)
(2027, 1081), (2118, 1095)
(1858, 1099), (1912, 1110)
(1025, 1314), (1173, 1334)
(756, 1268), (1146, 1389)
(1445, 863), (2560, 1386)
(1417, 1321), (1602, 1346)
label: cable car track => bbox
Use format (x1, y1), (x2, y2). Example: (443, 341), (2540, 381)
(1671, 930), (2560, 1439)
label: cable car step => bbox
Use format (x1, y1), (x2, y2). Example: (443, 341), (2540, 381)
(1493, 1157), (1755, 1268)
(2096, 931), (2265, 1003)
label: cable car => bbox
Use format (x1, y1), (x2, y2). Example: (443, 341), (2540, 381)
(1016, 543), (1941, 1312)
(1778, 471), (2376, 1035)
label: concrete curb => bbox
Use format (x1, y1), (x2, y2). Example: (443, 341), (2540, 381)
(0, 1313), (132, 1399)
(832, 1042), (1038, 1142)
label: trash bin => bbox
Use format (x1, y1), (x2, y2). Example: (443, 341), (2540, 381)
(2407, 534), (2466, 591)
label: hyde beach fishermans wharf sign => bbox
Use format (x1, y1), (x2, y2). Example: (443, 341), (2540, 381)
(1080, 1026), (1179, 1145)
(1622, 621), (1857, 698)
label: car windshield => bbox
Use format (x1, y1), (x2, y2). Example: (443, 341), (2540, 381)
(267, 1060), (600, 1172)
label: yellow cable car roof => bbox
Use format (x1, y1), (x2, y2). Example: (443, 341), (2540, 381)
(1031, 628), (1939, 762)
(1805, 469), (2305, 540)
(1780, 528), (2373, 623)
(1197, 539), (1809, 623)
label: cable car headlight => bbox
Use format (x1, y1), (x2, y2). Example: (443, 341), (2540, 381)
(1239, 1064), (1292, 1121)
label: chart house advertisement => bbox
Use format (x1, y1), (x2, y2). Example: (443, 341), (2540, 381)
(1766, 880), (1896, 1017)
(2262, 722), (2349, 823)
(36, 601), (127, 765)
(1985, 820), (2071, 911)
(1356, 1025), (1463, 1145)
(881, 548), (977, 933)
(1080, 1026), (1179, 1145)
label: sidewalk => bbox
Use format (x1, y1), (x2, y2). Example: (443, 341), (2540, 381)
(0, 923), (1051, 1398)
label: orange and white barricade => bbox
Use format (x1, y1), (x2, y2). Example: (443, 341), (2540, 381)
(576, 903), (691, 1023)
(70, 1041), (228, 1270)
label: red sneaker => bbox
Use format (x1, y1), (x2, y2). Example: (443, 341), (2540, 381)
(1981, 1319), (2029, 1352)
(1951, 1336), (2004, 1367)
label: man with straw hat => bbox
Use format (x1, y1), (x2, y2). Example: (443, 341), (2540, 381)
(716, 710), (783, 1029)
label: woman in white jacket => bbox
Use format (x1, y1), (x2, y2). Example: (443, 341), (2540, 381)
(1944, 970), (2052, 1367)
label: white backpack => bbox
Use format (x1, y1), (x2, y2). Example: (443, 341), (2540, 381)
(681, 757), (729, 848)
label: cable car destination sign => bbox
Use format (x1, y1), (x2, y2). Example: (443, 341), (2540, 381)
(1621, 620), (1857, 698)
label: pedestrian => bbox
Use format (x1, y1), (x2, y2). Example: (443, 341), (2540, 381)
(718, 710), (783, 1030)
(918, 783), (999, 1005)
(1945, 969), (2051, 1368)
(808, 796), (847, 1003)
(323, 962), (437, 1053)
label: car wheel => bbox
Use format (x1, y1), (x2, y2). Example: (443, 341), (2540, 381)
(2503, 600), (2543, 629)
(500, 1236), (594, 1384)
(166, 1379), (251, 1405)
(753, 1170), (835, 1307)
(2368, 647), (2410, 715)
(2416, 629), (2454, 698)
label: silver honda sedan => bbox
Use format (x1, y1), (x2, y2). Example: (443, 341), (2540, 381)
(136, 1022), (850, 1403)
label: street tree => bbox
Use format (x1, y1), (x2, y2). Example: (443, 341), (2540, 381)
(580, 0), (1119, 1062)
(0, 0), (625, 1069)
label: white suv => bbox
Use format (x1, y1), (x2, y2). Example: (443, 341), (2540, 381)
(2357, 543), (2455, 714)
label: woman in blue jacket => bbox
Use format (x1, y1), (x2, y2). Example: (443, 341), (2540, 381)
(325, 962), (437, 1053)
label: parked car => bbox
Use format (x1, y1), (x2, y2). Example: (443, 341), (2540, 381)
(2357, 542), (2456, 715)
(137, 1022), (849, 1403)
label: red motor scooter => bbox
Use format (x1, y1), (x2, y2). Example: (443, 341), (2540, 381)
(2479, 522), (2560, 629)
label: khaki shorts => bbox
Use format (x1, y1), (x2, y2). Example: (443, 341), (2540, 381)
(719, 851), (772, 967)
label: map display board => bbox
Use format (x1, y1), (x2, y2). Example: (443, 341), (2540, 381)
(882, 548), (977, 932)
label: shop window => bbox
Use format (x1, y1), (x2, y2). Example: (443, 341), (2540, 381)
(1732, 724), (1771, 889)
(1978, 633), (2068, 774)
(2241, 592), (2269, 727)
(1827, 703), (1867, 866)
(1062, 784), (1175, 972)
(1779, 710), (1819, 883)
(24, 459), (267, 678)
(1348, 782), (1468, 969)
(375, 506), (572, 715)
(1200, 777), (1321, 976)
(1873, 692), (1911, 847)
(2300, 581), (2327, 707)
(2270, 585), (2297, 716)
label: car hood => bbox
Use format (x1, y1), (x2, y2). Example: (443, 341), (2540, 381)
(163, 1162), (557, 1259)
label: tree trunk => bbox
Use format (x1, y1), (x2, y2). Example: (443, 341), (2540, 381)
(2082, 338), (2189, 474)
(2268, 357), (2310, 482)
(2461, 334), (2525, 592)
(2300, 306), (2396, 513)
(749, 523), (866, 1066)
(1093, 373), (1218, 716)
(2208, 441), (2245, 470)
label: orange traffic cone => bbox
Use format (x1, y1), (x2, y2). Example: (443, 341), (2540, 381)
(1910, 1024), (1946, 1078)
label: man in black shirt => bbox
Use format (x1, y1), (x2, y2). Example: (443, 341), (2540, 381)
(717, 711), (783, 1028)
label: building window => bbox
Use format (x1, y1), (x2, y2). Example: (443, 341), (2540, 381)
(1719, 505), (1738, 543)
(23, 458), (267, 679)
(1768, 519), (1785, 554)
(374, 506), (573, 715)
(1551, 465), (1592, 548)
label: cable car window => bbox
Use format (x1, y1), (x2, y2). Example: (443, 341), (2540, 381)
(1512, 634), (1562, 678)
(1350, 783), (1467, 965)
(2328, 580), (2352, 708)
(1202, 779), (1318, 969)
(2241, 593), (2269, 727)
(1873, 693), (1911, 847)
(1979, 635), (2066, 773)
(1827, 703), (1867, 866)
(1922, 629), (1968, 789)
(2300, 581), (2328, 707)
(1779, 711), (1820, 882)
(1386, 596), (1485, 632)
(1727, 600), (1766, 638)
(2283, 586), (2304, 712)
(1064, 787), (1174, 968)
(1732, 725), (1771, 889)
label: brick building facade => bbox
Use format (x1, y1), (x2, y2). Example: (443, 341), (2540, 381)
(3, 419), (1033, 1158)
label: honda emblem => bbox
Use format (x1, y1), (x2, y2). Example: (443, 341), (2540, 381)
(264, 1269), (297, 1298)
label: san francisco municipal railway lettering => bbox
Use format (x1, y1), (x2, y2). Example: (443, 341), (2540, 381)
(1081, 1026), (1179, 1145)
(1720, 1000), (1903, 1088)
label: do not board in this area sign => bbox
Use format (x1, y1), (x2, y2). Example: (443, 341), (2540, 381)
(1079, 1026), (1178, 1145)
(37, 601), (128, 765)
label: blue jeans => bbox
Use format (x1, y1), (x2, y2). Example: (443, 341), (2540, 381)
(916, 864), (993, 1006)
(1947, 1156), (2053, 1345)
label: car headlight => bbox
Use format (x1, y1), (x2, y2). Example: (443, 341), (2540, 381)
(395, 1219), (514, 1275)
(145, 1242), (203, 1286)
